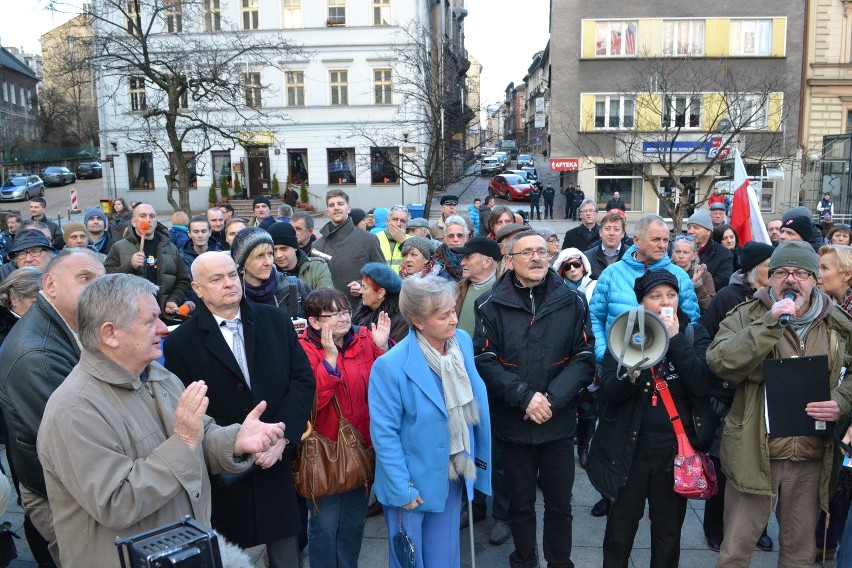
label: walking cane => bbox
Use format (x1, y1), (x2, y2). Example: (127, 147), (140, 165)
(467, 492), (476, 568)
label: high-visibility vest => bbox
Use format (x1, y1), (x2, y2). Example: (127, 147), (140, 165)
(377, 231), (407, 273)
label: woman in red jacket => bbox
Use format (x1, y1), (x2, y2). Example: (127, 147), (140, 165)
(299, 288), (391, 568)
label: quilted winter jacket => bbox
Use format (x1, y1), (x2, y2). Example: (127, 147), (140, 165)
(589, 244), (700, 361)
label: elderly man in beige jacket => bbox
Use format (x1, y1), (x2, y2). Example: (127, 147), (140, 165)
(37, 274), (286, 567)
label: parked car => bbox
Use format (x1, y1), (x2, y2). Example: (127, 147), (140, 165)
(1, 174), (45, 201)
(480, 156), (502, 176)
(488, 174), (534, 201)
(520, 166), (538, 180)
(75, 161), (103, 179)
(517, 154), (534, 167)
(505, 169), (542, 188)
(41, 166), (76, 186)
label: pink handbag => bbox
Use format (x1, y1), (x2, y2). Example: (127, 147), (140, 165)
(653, 375), (718, 500)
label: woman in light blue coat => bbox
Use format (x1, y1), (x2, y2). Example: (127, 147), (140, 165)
(369, 275), (491, 568)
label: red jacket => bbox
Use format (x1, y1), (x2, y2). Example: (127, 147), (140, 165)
(299, 326), (385, 445)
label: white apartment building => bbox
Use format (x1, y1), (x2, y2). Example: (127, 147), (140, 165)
(95, 0), (467, 212)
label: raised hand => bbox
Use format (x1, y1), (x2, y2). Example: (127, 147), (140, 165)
(234, 400), (286, 456)
(321, 324), (338, 368)
(371, 311), (392, 351)
(173, 381), (209, 451)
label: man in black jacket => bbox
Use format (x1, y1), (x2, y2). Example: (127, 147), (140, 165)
(165, 252), (315, 567)
(605, 191), (627, 211)
(0, 248), (105, 564)
(562, 199), (600, 251)
(474, 230), (596, 568)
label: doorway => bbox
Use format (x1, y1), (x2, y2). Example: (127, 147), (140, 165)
(247, 146), (270, 197)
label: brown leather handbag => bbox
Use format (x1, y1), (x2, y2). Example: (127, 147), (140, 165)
(292, 396), (375, 512)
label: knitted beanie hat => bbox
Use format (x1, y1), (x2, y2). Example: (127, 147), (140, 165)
(230, 227), (273, 270)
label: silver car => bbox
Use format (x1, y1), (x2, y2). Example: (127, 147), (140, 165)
(1, 175), (45, 201)
(41, 166), (76, 186)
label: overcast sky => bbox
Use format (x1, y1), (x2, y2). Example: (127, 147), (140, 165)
(1, 0), (550, 118)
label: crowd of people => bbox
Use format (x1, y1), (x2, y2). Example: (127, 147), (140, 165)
(0, 188), (850, 568)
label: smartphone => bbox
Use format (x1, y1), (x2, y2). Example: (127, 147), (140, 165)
(660, 307), (674, 319)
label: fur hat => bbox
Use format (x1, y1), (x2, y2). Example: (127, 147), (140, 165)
(230, 227), (273, 270)
(634, 269), (679, 302)
(686, 210), (713, 232)
(400, 236), (435, 259)
(739, 241), (775, 274)
(360, 262), (402, 294)
(62, 222), (89, 242)
(267, 222), (299, 249)
(769, 241), (819, 277)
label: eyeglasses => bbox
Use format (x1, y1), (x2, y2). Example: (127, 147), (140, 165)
(562, 260), (584, 269)
(547, 236), (560, 242)
(316, 311), (351, 320)
(16, 248), (46, 259)
(675, 235), (695, 242)
(770, 269), (813, 282)
(509, 249), (548, 260)
(390, 205), (407, 212)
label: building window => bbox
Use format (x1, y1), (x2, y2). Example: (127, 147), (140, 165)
(729, 20), (772, 56)
(328, 0), (345, 26)
(286, 71), (305, 106)
(728, 94), (769, 130)
(374, 68), (392, 105)
(126, 0), (140, 34)
(373, 0), (390, 26)
(243, 72), (262, 108)
(282, 0), (301, 28)
(128, 153), (154, 190)
(596, 165), (643, 212)
(165, 0), (182, 33)
(242, 0), (259, 30)
(846, 110), (852, 133)
(595, 21), (637, 57)
(662, 95), (701, 128)
(129, 76), (146, 111)
(663, 20), (704, 56)
(330, 70), (348, 106)
(594, 95), (634, 129)
(169, 152), (198, 188)
(371, 147), (399, 184)
(203, 0), (221, 32)
(178, 88), (189, 110)
(211, 150), (232, 186)
(328, 148), (356, 184)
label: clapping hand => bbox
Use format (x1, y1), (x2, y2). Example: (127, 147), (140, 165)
(371, 311), (392, 351)
(234, 400), (286, 456)
(692, 264), (707, 287)
(173, 381), (210, 451)
(255, 438), (287, 468)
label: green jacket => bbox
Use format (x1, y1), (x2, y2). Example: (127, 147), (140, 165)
(706, 287), (852, 510)
(296, 250), (333, 290)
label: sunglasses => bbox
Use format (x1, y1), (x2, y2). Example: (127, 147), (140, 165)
(675, 235), (695, 241)
(562, 260), (584, 269)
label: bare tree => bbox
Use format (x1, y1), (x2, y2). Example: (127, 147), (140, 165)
(47, 0), (305, 213)
(343, 22), (477, 217)
(556, 56), (799, 230)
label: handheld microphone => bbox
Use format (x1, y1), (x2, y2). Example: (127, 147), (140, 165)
(779, 290), (797, 327)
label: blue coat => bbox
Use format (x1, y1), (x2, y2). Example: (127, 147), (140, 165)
(589, 244), (700, 362)
(369, 329), (491, 512)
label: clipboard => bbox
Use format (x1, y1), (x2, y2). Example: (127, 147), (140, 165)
(763, 356), (831, 438)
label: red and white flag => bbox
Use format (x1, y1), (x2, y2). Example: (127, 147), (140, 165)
(729, 148), (771, 245)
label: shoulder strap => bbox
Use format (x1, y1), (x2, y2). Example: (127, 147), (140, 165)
(652, 371), (687, 438)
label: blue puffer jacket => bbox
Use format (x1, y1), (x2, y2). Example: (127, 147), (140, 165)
(467, 204), (480, 235)
(589, 244), (700, 361)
